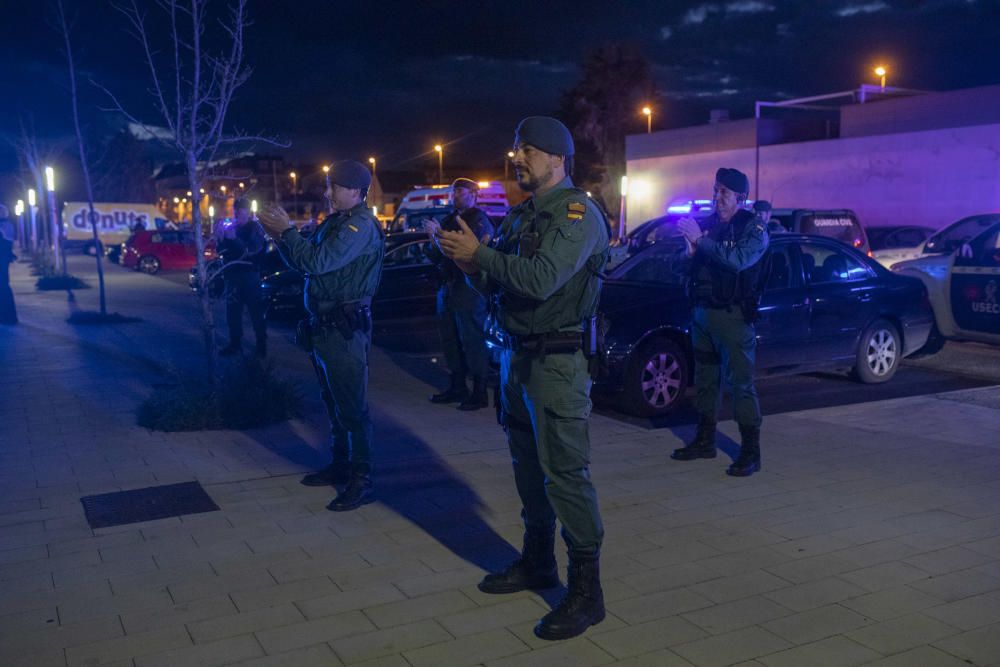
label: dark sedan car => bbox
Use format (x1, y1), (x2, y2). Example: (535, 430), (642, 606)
(599, 233), (934, 416)
(254, 232), (439, 327)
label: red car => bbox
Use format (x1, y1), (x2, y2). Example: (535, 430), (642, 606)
(120, 230), (215, 274)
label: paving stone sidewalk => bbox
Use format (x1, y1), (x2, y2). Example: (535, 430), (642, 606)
(2, 257), (1000, 667)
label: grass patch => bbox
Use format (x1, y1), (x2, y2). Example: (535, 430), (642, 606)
(36, 274), (89, 290)
(137, 359), (301, 431)
(67, 311), (142, 325)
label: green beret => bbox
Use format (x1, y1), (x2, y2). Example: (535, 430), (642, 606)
(451, 178), (480, 192)
(329, 160), (372, 190)
(514, 116), (575, 156)
(715, 168), (749, 196)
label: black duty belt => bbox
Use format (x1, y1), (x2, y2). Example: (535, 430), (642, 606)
(504, 331), (584, 355)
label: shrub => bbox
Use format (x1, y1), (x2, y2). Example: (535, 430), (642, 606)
(137, 359), (301, 431)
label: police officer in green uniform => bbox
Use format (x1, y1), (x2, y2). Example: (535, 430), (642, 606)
(437, 117), (609, 641)
(672, 168), (769, 477)
(257, 160), (384, 511)
(424, 178), (495, 410)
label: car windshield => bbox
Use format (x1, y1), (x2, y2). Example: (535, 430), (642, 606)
(925, 215), (1000, 254)
(610, 240), (687, 285)
(799, 213), (867, 250)
(390, 209), (450, 234)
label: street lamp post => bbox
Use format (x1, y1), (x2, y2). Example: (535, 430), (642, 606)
(505, 151), (514, 182)
(434, 145), (443, 183)
(642, 106), (652, 133)
(45, 166), (63, 274)
(27, 188), (38, 252)
(15, 200), (25, 251)
(619, 175), (629, 240)
(289, 171), (298, 220)
(874, 65), (887, 91)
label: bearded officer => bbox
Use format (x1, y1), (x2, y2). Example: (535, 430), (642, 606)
(672, 168), (769, 477)
(437, 116), (610, 640)
(258, 160), (384, 511)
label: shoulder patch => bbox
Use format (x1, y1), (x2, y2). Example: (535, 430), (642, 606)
(567, 201), (586, 221)
(348, 224), (359, 232)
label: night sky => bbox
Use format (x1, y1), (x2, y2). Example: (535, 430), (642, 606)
(1, 0), (998, 198)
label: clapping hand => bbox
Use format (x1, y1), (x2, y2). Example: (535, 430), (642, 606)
(258, 204), (292, 239)
(436, 216), (480, 274)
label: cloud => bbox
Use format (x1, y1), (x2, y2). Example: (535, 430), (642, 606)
(682, 4), (720, 24)
(660, 26), (674, 40)
(835, 1), (890, 17)
(725, 1), (775, 13)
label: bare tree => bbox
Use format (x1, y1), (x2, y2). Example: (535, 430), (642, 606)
(10, 117), (57, 257)
(104, 0), (285, 380)
(57, 0), (107, 314)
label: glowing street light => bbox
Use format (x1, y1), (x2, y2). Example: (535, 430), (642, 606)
(208, 205), (215, 220)
(15, 200), (23, 216)
(368, 156), (376, 178)
(45, 166), (55, 192)
(322, 165), (330, 175)
(28, 189), (36, 207)
(27, 189), (38, 251)
(173, 196), (180, 204)
(239, 182), (245, 189)
(220, 185), (227, 194)
(289, 171), (298, 217)
(433, 144), (444, 183)
(43, 166), (64, 271)
(251, 199), (258, 214)
(874, 65), (887, 90)
(505, 151), (515, 181)
(641, 106), (652, 134)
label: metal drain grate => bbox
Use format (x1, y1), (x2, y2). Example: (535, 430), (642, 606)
(81, 481), (220, 529)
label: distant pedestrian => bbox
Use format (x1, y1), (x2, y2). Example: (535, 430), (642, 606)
(424, 178), (495, 410)
(673, 168), (769, 476)
(753, 200), (783, 234)
(0, 204), (18, 325)
(216, 198), (268, 357)
(258, 160), (384, 512)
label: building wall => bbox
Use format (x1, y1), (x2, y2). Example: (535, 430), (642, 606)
(625, 122), (1000, 230)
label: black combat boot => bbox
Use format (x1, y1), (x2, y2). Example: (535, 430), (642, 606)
(430, 373), (469, 404)
(534, 553), (605, 640)
(327, 466), (375, 512)
(671, 418), (717, 460)
(478, 529), (560, 594)
(300, 460), (350, 487)
(727, 424), (761, 477)
(458, 376), (489, 411)
(218, 341), (242, 356)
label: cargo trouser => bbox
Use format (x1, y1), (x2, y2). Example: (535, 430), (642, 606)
(500, 347), (603, 557)
(224, 271), (266, 346)
(311, 325), (373, 470)
(692, 305), (762, 428)
(437, 280), (490, 378)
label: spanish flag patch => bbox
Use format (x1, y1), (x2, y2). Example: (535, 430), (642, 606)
(567, 201), (586, 220)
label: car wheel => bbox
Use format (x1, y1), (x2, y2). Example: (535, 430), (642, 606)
(138, 255), (161, 275)
(623, 337), (688, 417)
(853, 318), (901, 384)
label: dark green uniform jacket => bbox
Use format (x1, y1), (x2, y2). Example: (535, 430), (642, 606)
(469, 177), (609, 334)
(276, 203), (384, 314)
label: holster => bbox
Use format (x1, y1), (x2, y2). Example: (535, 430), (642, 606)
(311, 302), (372, 340)
(582, 314), (609, 380)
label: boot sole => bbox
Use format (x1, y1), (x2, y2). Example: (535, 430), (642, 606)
(726, 463), (761, 477)
(533, 607), (606, 640)
(477, 575), (561, 595)
(670, 451), (717, 461)
(326, 495), (376, 512)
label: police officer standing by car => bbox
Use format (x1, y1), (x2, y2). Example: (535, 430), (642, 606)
(672, 168), (769, 477)
(437, 117), (610, 641)
(257, 161), (385, 511)
(424, 178), (494, 410)
(216, 198), (268, 357)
